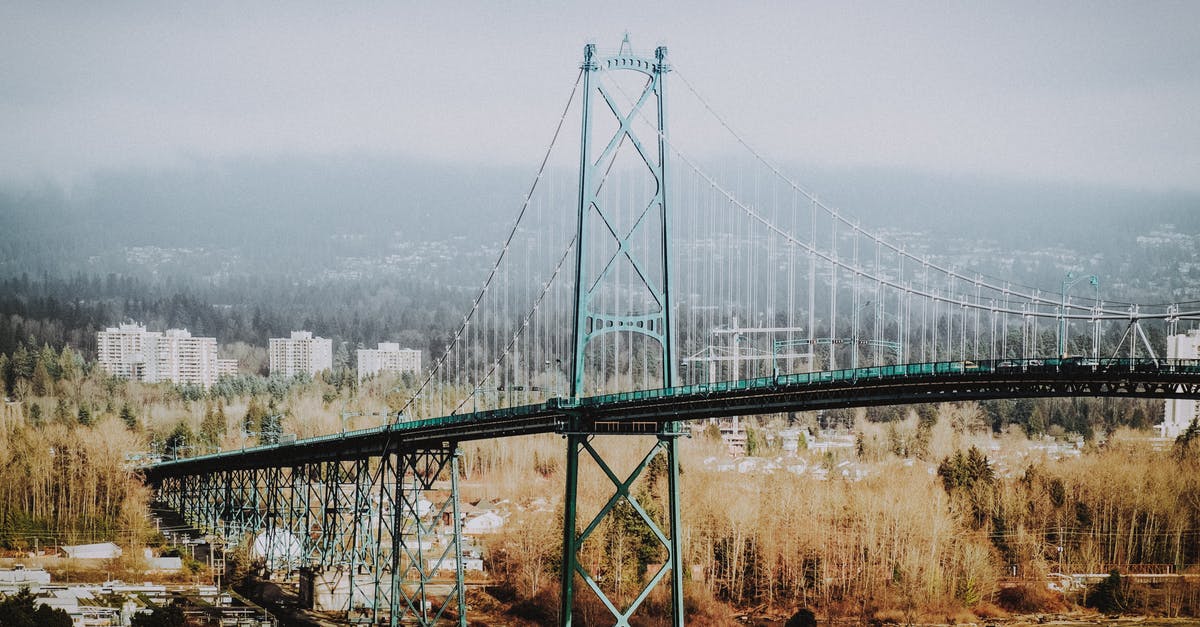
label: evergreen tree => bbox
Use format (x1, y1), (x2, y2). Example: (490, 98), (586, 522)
(936, 446), (996, 529)
(1087, 570), (1129, 614)
(259, 401), (282, 445)
(130, 603), (185, 627)
(57, 345), (80, 383)
(1174, 418), (1200, 460)
(164, 422), (193, 458)
(53, 398), (71, 424)
(10, 344), (33, 380)
(119, 403), (138, 430)
(30, 361), (52, 397)
(243, 397), (267, 436)
(0, 588), (73, 626)
(37, 344), (60, 380)
(199, 401), (225, 450)
(26, 403), (43, 426)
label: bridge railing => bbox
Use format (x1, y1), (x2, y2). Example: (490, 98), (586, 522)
(147, 357), (1200, 467)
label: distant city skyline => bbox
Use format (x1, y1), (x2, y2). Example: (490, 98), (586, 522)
(2, 2), (1198, 192)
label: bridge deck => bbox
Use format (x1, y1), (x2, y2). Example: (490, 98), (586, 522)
(143, 357), (1200, 479)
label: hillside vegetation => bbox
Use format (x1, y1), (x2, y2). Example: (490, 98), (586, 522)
(2, 343), (1200, 622)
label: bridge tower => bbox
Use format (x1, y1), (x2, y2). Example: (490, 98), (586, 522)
(562, 39), (685, 626)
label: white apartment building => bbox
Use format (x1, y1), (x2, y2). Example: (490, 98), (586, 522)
(97, 323), (232, 389)
(217, 359), (239, 378)
(357, 342), (422, 382)
(97, 323), (159, 381)
(269, 331), (333, 377)
(1164, 329), (1200, 438)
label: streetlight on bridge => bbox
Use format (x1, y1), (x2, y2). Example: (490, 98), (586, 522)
(1059, 272), (1100, 358)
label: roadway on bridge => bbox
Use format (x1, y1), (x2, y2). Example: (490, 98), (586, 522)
(144, 358), (1200, 479)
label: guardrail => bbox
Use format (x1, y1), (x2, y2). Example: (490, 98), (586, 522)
(146, 357), (1200, 470)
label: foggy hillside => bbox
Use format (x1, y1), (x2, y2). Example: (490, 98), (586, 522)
(2, 156), (1196, 285)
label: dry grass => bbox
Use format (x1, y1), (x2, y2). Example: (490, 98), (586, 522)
(996, 585), (1067, 614)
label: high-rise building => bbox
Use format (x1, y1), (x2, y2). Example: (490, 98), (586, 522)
(1164, 329), (1200, 438)
(357, 342), (422, 382)
(97, 323), (232, 389)
(156, 329), (221, 388)
(269, 331), (333, 377)
(98, 323), (160, 381)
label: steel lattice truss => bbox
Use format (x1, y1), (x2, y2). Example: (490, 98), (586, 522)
(157, 444), (468, 626)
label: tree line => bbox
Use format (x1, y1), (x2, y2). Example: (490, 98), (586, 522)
(0, 272), (472, 363)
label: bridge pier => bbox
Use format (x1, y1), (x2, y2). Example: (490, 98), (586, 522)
(560, 424), (685, 627)
(370, 445), (467, 627)
(151, 446), (470, 626)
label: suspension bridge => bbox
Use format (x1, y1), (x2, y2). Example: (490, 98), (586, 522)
(143, 39), (1200, 626)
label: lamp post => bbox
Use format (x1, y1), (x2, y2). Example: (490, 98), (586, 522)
(1059, 272), (1100, 358)
(555, 358), (564, 398)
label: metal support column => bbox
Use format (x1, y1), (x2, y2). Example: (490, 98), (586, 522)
(372, 451), (399, 624)
(384, 445), (466, 626)
(348, 457), (374, 622)
(560, 434), (583, 626)
(560, 428), (685, 626)
(263, 465), (283, 577)
(663, 430), (684, 622)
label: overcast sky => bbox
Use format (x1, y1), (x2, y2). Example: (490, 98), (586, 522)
(2, 2), (1198, 192)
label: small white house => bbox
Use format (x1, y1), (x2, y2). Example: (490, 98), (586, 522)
(0, 565), (51, 584)
(147, 556), (183, 572)
(463, 511), (504, 535)
(61, 542), (122, 560)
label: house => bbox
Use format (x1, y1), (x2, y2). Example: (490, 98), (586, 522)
(463, 511), (504, 535)
(148, 557), (183, 572)
(62, 542), (122, 560)
(0, 565), (51, 585)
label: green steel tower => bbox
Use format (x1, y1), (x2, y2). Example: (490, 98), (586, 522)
(563, 40), (685, 626)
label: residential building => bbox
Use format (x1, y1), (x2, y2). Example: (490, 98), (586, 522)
(217, 359), (239, 378)
(0, 565), (50, 585)
(270, 331), (333, 377)
(61, 542), (122, 560)
(1164, 329), (1200, 438)
(97, 323), (160, 381)
(97, 323), (231, 389)
(357, 342), (422, 382)
(156, 329), (221, 388)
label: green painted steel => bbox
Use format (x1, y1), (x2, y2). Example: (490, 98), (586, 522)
(560, 433), (582, 626)
(563, 39), (685, 627)
(569, 42), (675, 398)
(561, 430), (684, 626)
(151, 445), (468, 625)
(137, 38), (1200, 627)
(451, 453), (467, 627)
(147, 358), (1200, 479)
(386, 447), (466, 626)
(664, 432), (684, 623)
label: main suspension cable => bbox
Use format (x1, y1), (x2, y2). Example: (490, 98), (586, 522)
(399, 70), (583, 419)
